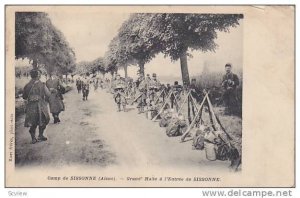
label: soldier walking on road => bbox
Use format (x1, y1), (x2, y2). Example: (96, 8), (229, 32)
(76, 78), (82, 93)
(82, 75), (90, 101)
(23, 69), (51, 144)
(46, 75), (65, 124)
(221, 63), (240, 114)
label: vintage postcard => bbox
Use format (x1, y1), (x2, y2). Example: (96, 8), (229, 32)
(5, 5), (294, 187)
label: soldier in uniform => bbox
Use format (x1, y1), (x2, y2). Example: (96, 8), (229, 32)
(221, 63), (240, 114)
(76, 77), (82, 93)
(113, 74), (127, 112)
(136, 73), (147, 113)
(189, 78), (203, 103)
(171, 81), (183, 110)
(23, 69), (50, 144)
(82, 75), (90, 101)
(148, 73), (161, 103)
(46, 75), (65, 124)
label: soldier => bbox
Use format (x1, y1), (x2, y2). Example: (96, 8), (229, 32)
(82, 75), (90, 101)
(113, 74), (127, 112)
(46, 75), (65, 124)
(171, 81), (183, 109)
(148, 73), (161, 103)
(93, 78), (99, 91)
(137, 73), (147, 113)
(189, 78), (203, 103)
(76, 77), (82, 93)
(221, 63), (240, 114)
(23, 69), (51, 144)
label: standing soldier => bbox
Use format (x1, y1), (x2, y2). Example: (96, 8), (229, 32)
(46, 75), (65, 124)
(148, 73), (161, 103)
(76, 77), (82, 94)
(171, 81), (183, 110)
(82, 75), (90, 101)
(137, 73), (147, 113)
(189, 78), (203, 103)
(93, 78), (99, 91)
(221, 63), (240, 114)
(113, 74), (127, 112)
(23, 69), (50, 144)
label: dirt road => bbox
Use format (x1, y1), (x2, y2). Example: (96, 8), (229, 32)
(15, 84), (230, 171)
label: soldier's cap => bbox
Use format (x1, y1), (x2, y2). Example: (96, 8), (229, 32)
(225, 63), (232, 67)
(191, 78), (196, 81)
(174, 81), (178, 85)
(146, 74), (150, 77)
(152, 73), (157, 77)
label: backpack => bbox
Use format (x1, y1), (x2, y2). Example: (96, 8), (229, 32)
(166, 121), (182, 137)
(192, 130), (205, 150)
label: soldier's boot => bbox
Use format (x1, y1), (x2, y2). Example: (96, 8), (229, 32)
(117, 104), (121, 112)
(29, 128), (37, 144)
(57, 114), (61, 123)
(123, 105), (127, 112)
(53, 114), (60, 124)
(29, 127), (37, 144)
(38, 126), (47, 142)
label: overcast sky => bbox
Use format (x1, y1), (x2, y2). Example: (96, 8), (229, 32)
(17, 11), (243, 80)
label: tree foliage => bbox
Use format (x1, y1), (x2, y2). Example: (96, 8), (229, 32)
(103, 13), (242, 83)
(76, 57), (105, 75)
(15, 12), (76, 75)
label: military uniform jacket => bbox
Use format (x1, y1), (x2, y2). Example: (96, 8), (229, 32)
(149, 79), (161, 90)
(222, 73), (239, 89)
(46, 78), (65, 114)
(113, 79), (126, 91)
(138, 79), (147, 92)
(23, 80), (50, 127)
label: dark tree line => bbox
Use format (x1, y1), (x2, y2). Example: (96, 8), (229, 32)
(104, 13), (243, 85)
(15, 12), (76, 76)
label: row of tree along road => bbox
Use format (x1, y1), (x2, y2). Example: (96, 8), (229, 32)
(15, 12), (243, 86)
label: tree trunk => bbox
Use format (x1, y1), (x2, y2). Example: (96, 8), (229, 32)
(111, 71), (114, 79)
(32, 59), (38, 69)
(124, 65), (128, 78)
(179, 50), (190, 87)
(138, 61), (145, 77)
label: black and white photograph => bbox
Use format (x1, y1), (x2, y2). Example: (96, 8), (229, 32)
(5, 5), (294, 188)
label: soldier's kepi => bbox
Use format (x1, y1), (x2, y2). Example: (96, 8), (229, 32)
(113, 74), (127, 112)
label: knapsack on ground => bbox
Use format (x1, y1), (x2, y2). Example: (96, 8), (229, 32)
(192, 130), (205, 150)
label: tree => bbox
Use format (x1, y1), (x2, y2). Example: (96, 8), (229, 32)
(75, 57), (105, 76)
(15, 12), (76, 75)
(116, 13), (162, 76)
(149, 14), (243, 86)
